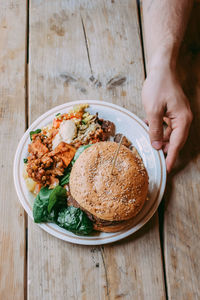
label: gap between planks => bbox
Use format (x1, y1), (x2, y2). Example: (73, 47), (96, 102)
(137, 1), (168, 299)
(24, 0), (30, 299)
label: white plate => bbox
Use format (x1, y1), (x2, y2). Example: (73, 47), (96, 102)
(13, 100), (166, 245)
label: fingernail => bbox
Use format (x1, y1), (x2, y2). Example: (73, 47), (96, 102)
(152, 141), (162, 150)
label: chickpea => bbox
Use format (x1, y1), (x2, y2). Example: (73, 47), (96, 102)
(39, 169), (45, 175)
(57, 161), (63, 168)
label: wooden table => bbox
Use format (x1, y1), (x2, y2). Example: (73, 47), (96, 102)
(1, 1), (200, 299)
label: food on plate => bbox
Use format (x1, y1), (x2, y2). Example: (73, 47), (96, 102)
(114, 133), (132, 148)
(25, 104), (114, 191)
(52, 120), (77, 149)
(32, 185), (93, 235)
(23, 104), (148, 235)
(23, 104), (116, 235)
(69, 141), (149, 232)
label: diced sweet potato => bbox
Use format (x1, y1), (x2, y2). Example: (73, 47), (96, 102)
(59, 152), (73, 167)
(54, 142), (76, 167)
(29, 139), (49, 158)
(53, 142), (74, 153)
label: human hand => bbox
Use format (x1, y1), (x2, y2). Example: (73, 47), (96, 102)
(142, 65), (193, 172)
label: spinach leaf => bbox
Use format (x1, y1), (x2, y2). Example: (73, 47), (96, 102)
(33, 185), (67, 222)
(59, 164), (72, 186)
(33, 186), (93, 235)
(48, 185), (67, 213)
(33, 187), (52, 223)
(71, 144), (91, 165)
(30, 129), (41, 140)
(57, 206), (93, 235)
(23, 158), (28, 163)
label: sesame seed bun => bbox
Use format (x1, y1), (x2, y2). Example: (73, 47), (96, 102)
(69, 141), (148, 232)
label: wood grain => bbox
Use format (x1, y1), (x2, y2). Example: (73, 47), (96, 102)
(164, 4), (200, 299)
(0, 1), (26, 299)
(139, 1), (200, 299)
(28, 1), (165, 299)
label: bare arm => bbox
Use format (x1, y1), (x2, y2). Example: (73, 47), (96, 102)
(142, 0), (193, 172)
(143, 0), (193, 71)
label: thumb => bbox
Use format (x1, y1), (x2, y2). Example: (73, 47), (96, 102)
(148, 113), (163, 150)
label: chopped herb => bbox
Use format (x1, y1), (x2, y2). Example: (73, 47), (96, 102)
(55, 113), (61, 116)
(30, 129), (41, 140)
(23, 158), (28, 163)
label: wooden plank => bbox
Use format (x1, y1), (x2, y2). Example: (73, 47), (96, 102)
(28, 1), (166, 299)
(0, 1), (27, 299)
(164, 4), (200, 299)
(140, 1), (200, 299)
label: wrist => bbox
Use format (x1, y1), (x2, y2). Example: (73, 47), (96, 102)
(147, 45), (178, 74)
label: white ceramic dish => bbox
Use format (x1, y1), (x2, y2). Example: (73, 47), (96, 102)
(13, 100), (166, 245)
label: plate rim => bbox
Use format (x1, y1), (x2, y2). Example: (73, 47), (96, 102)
(13, 100), (167, 245)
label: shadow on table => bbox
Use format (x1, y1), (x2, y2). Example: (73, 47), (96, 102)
(162, 2), (200, 211)
(98, 4), (200, 248)
(110, 214), (158, 246)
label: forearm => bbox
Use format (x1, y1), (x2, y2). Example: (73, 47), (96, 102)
(143, 0), (193, 72)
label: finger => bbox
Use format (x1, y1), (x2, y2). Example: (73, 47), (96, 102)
(163, 117), (172, 141)
(148, 113), (164, 150)
(163, 126), (172, 142)
(163, 142), (169, 153)
(163, 117), (171, 127)
(166, 125), (190, 172)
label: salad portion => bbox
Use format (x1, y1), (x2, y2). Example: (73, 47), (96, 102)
(23, 104), (115, 235)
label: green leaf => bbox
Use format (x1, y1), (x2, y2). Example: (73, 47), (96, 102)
(33, 187), (52, 223)
(23, 158), (28, 163)
(59, 164), (72, 186)
(33, 185), (67, 223)
(57, 206), (93, 235)
(59, 145), (91, 186)
(55, 113), (61, 116)
(30, 129), (41, 140)
(48, 185), (67, 213)
(71, 144), (91, 165)
(33, 187), (93, 235)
